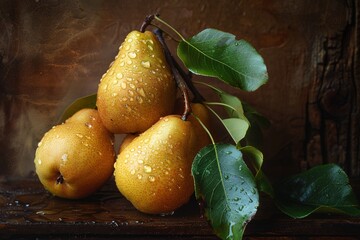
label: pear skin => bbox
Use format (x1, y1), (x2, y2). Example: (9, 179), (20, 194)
(97, 30), (176, 134)
(114, 115), (198, 214)
(118, 134), (138, 153)
(34, 109), (116, 199)
(187, 103), (212, 150)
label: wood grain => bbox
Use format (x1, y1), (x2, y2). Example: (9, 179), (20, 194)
(1, 176), (359, 239)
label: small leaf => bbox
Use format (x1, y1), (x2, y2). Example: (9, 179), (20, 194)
(177, 28), (268, 91)
(192, 144), (259, 240)
(222, 118), (249, 144)
(274, 164), (360, 218)
(242, 102), (270, 149)
(239, 146), (274, 197)
(219, 92), (245, 119)
(58, 94), (97, 124)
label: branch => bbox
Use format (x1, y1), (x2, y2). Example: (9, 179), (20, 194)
(154, 28), (191, 120)
(140, 14), (159, 32)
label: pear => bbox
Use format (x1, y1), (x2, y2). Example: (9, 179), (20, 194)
(34, 109), (116, 199)
(114, 115), (201, 214)
(96, 30), (176, 134)
(118, 134), (138, 153)
(187, 103), (212, 149)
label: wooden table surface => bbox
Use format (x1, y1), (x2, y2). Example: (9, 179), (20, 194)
(1, 175), (359, 239)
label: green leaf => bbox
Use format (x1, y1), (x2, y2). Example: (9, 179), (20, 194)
(274, 164), (360, 218)
(242, 102), (270, 149)
(58, 94), (97, 124)
(222, 118), (249, 144)
(192, 144), (259, 240)
(177, 28), (268, 91)
(239, 146), (274, 197)
(219, 92), (245, 119)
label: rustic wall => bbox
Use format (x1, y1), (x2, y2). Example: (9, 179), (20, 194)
(0, 0), (358, 178)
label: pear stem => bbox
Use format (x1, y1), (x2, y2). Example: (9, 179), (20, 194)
(141, 15), (205, 103)
(140, 14), (159, 33)
(154, 28), (191, 120)
(171, 57), (205, 103)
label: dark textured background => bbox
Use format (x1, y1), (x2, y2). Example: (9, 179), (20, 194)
(0, 0), (358, 179)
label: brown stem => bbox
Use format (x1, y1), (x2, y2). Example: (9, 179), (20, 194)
(171, 57), (205, 103)
(154, 28), (191, 120)
(140, 13), (159, 32)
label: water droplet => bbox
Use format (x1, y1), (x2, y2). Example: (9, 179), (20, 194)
(147, 45), (153, 51)
(127, 60), (133, 65)
(112, 92), (118, 97)
(37, 141), (42, 147)
(129, 83), (135, 89)
(116, 72), (123, 79)
(136, 96), (143, 104)
(98, 151), (102, 156)
(130, 169), (136, 175)
(102, 84), (108, 91)
(225, 151), (232, 155)
(137, 174), (143, 180)
(141, 60), (151, 68)
(137, 88), (146, 97)
(238, 205), (244, 211)
(160, 211), (174, 217)
(127, 38), (133, 43)
(85, 123), (92, 128)
(164, 118), (169, 122)
(128, 90), (134, 96)
(122, 97), (127, 101)
(137, 159), (144, 164)
(37, 159), (42, 165)
(144, 165), (152, 173)
(125, 45), (130, 51)
(121, 82), (127, 89)
(76, 133), (83, 138)
(224, 175), (229, 180)
(61, 154), (68, 162)
(233, 197), (240, 201)
(147, 39), (154, 45)
(148, 175), (155, 182)
(128, 52), (137, 58)
(120, 61), (125, 66)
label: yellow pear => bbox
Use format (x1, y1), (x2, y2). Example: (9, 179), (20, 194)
(96, 30), (176, 134)
(34, 109), (116, 199)
(187, 103), (212, 149)
(114, 115), (202, 214)
(118, 134), (138, 153)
